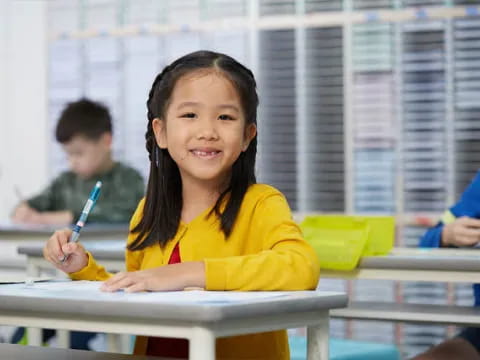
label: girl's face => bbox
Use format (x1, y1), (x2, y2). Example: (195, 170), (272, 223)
(153, 70), (256, 186)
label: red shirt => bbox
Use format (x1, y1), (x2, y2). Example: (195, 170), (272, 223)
(145, 243), (189, 358)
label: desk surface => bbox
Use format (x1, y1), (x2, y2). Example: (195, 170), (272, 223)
(331, 301), (480, 326)
(18, 241), (125, 260)
(0, 222), (129, 236)
(19, 245), (480, 271)
(0, 280), (347, 323)
(320, 248), (480, 283)
(360, 248), (480, 272)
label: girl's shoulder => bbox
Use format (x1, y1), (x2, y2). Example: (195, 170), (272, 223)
(241, 184), (293, 219)
(243, 183), (286, 203)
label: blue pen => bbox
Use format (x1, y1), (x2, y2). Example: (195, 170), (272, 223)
(61, 181), (102, 262)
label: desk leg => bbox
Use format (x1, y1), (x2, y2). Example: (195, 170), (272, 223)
(120, 334), (132, 354)
(26, 262), (41, 277)
(107, 333), (120, 353)
(307, 312), (329, 360)
(27, 328), (42, 346)
(189, 327), (215, 360)
(26, 262), (42, 346)
(57, 330), (70, 348)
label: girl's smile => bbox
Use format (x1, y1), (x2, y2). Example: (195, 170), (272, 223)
(190, 148), (222, 160)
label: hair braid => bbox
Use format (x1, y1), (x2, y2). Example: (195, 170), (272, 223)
(145, 65), (173, 162)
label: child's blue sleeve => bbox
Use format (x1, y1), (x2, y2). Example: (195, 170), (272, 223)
(419, 170), (480, 248)
(419, 224), (443, 248)
(451, 171), (480, 218)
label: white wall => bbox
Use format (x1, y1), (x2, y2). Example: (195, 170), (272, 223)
(0, 0), (49, 221)
(0, 0), (7, 220)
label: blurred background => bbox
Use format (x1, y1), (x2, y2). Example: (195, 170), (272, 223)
(1, 0), (480, 357)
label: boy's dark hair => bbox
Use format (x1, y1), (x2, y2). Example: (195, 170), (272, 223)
(55, 98), (112, 143)
(129, 50), (259, 251)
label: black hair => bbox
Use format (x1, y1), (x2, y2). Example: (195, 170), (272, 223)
(55, 98), (112, 143)
(129, 50), (259, 250)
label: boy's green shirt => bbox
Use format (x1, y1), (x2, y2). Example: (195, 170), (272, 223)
(27, 162), (145, 223)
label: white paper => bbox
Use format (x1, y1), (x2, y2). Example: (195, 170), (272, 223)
(0, 280), (307, 305)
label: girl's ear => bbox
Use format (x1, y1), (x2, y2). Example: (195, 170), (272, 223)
(242, 123), (257, 152)
(152, 118), (168, 149)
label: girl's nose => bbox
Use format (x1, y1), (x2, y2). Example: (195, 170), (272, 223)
(196, 119), (219, 140)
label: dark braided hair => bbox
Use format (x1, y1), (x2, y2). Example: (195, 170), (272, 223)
(129, 50), (259, 250)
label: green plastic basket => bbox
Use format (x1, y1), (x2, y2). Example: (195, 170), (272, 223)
(354, 215), (395, 256)
(300, 215), (395, 271)
(300, 216), (370, 271)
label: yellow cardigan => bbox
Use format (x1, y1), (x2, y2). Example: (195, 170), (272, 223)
(70, 183), (320, 360)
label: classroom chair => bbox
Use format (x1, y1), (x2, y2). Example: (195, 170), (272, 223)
(289, 335), (401, 360)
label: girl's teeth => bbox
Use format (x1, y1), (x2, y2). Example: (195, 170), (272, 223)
(193, 150), (218, 156)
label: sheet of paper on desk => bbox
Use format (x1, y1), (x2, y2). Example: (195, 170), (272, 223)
(0, 275), (52, 284)
(0, 280), (303, 304)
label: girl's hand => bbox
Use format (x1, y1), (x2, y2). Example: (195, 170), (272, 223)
(101, 262), (205, 293)
(441, 216), (480, 247)
(43, 229), (88, 274)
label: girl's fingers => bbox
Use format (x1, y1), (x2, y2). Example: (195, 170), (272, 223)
(44, 243), (63, 265)
(102, 276), (135, 292)
(49, 236), (64, 261)
(124, 282), (146, 293)
(102, 272), (129, 289)
(46, 254), (58, 266)
(49, 231), (69, 260)
(61, 242), (81, 256)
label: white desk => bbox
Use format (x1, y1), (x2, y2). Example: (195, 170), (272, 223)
(321, 248), (480, 327)
(0, 222), (129, 241)
(13, 239), (127, 352)
(0, 281), (347, 360)
(22, 246), (480, 291)
(18, 241), (126, 277)
(0, 223), (129, 270)
(16, 241), (126, 351)
(322, 247), (480, 283)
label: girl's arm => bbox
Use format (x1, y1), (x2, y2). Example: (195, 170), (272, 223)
(100, 261), (205, 293)
(204, 192), (320, 291)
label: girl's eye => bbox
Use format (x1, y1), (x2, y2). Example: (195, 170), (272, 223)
(219, 114), (235, 121)
(180, 112), (196, 118)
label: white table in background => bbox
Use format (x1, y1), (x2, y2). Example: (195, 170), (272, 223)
(18, 240), (126, 277)
(321, 248), (480, 327)
(0, 222), (129, 270)
(322, 247), (480, 283)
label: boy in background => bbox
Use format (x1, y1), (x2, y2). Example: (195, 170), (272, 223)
(12, 98), (144, 225)
(413, 171), (480, 360)
(10, 98), (144, 350)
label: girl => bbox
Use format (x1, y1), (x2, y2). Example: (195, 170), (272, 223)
(43, 50), (320, 359)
